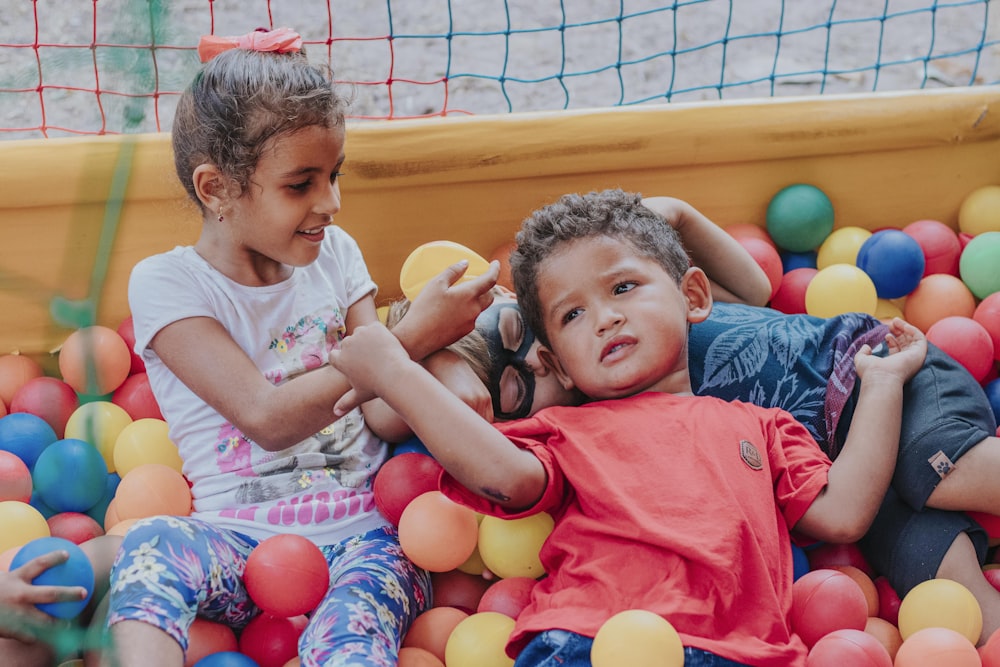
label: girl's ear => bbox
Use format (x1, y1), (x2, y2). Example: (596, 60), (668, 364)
(682, 266), (714, 324)
(191, 163), (230, 215)
(538, 346), (575, 391)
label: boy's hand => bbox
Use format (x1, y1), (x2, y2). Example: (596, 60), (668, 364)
(331, 323), (412, 416)
(853, 318), (927, 384)
(0, 550), (88, 642)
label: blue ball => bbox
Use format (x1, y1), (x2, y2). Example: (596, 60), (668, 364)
(856, 229), (926, 299)
(985, 378), (1000, 427)
(10, 536), (94, 619)
(31, 438), (108, 513)
(85, 472), (122, 525)
(194, 652), (260, 667)
(791, 543), (811, 581)
(0, 413), (58, 469)
(392, 435), (431, 457)
(780, 249), (818, 273)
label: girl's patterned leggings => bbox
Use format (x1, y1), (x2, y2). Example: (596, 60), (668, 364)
(106, 516), (431, 667)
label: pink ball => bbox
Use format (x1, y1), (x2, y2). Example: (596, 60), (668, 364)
(238, 612), (307, 667)
(46, 511), (105, 544)
(926, 316), (994, 382)
(974, 293), (1000, 362)
(739, 237), (784, 301)
(770, 268), (818, 315)
(10, 377), (79, 438)
(903, 219), (962, 277)
(894, 626), (980, 667)
(477, 576), (537, 619)
(244, 534), (330, 618)
(111, 373), (163, 421)
(807, 628), (892, 667)
(791, 569), (869, 648)
(0, 450), (32, 503)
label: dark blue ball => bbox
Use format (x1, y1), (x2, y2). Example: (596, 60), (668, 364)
(856, 229), (925, 299)
(984, 378), (1000, 427)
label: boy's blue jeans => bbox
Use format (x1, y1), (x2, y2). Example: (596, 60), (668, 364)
(514, 629), (750, 667)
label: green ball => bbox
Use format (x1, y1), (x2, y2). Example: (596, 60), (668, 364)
(959, 231), (1000, 299)
(766, 184), (835, 252)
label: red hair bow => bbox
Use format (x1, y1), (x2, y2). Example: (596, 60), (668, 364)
(197, 27), (303, 63)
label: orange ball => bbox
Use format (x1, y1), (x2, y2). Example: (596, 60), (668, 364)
(114, 463), (192, 521)
(864, 616), (903, 661)
(830, 565), (879, 617)
(903, 274), (977, 333)
(0, 354), (43, 408)
(398, 491), (479, 572)
(398, 646), (445, 667)
(58, 325), (132, 396)
(184, 617), (238, 667)
(403, 606), (469, 663)
(980, 625), (1000, 667)
(894, 626), (980, 667)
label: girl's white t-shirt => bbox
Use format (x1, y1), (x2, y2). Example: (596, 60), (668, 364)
(128, 226), (389, 544)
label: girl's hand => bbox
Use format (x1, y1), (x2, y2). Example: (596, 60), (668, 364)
(0, 550), (88, 642)
(331, 323), (412, 416)
(853, 318), (927, 384)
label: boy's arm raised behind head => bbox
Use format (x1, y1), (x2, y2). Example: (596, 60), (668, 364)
(331, 323), (547, 511)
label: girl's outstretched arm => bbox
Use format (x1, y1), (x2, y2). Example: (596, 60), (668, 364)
(642, 196), (772, 306)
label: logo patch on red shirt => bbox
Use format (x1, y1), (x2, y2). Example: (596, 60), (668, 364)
(740, 439), (763, 470)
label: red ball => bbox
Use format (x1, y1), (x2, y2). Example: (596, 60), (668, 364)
(805, 542), (874, 577)
(476, 576), (537, 619)
(983, 567), (1000, 593)
(184, 617), (238, 667)
(807, 628), (893, 667)
(874, 576), (902, 627)
(245, 535), (330, 618)
(974, 293), (1000, 362)
(727, 223), (777, 248)
(902, 219), (962, 277)
(46, 511), (105, 544)
(0, 450), (32, 503)
(980, 626), (1000, 667)
(926, 316), (994, 382)
(738, 236), (784, 301)
(116, 316), (145, 376)
(111, 373), (163, 421)
(238, 613), (307, 667)
(770, 267), (818, 315)
(374, 452), (444, 527)
(431, 569), (493, 614)
(791, 569), (869, 648)
(10, 377), (79, 438)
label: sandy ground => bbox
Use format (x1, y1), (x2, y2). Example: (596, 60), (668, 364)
(1, 0), (999, 139)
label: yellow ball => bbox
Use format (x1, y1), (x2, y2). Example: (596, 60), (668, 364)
(399, 241), (491, 301)
(0, 501), (50, 554)
(959, 185), (1000, 236)
(897, 578), (982, 644)
(444, 611), (516, 667)
(591, 609), (684, 667)
(64, 401), (133, 473)
(805, 264), (878, 318)
(113, 418), (182, 476)
(478, 512), (553, 580)
(816, 226), (872, 270)
(874, 298), (905, 322)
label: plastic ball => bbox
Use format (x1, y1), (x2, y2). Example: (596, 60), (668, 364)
(894, 626), (980, 667)
(925, 316), (995, 382)
(10, 376), (80, 438)
(238, 612), (307, 667)
(113, 418), (181, 476)
(770, 267), (817, 315)
(980, 626), (1000, 667)
(400, 241), (492, 301)
(111, 372), (163, 421)
(806, 628), (892, 667)
(373, 452), (444, 526)
(726, 222), (776, 247)
(959, 185), (1000, 236)
(960, 230), (1000, 300)
(184, 617), (239, 667)
(791, 543), (810, 581)
(0, 449), (32, 503)
(85, 472), (121, 527)
(10, 536), (94, 618)
(830, 564), (878, 616)
(897, 578), (982, 643)
(477, 576), (537, 619)
(874, 299), (905, 322)
(64, 401), (132, 473)
(0, 353), (43, 409)
(985, 379), (1000, 425)
(488, 240), (517, 291)
(477, 512), (553, 580)
(403, 606), (470, 663)
(0, 412), (58, 470)
(766, 184), (835, 252)
(58, 325), (132, 396)
(398, 646), (445, 667)
(46, 512), (104, 544)
(398, 491), (479, 572)
(591, 609), (684, 667)
(865, 616), (903, 661)
(431, 569), (493, 614)
(193, 652), (259, 667)
(805, 264), (878, 318)
(114, 462), (192, 521)
(444, 611), (516, 667)
(903, 219), (962, 277)
(456, 541), (489, 578)
(975, 293), (1000, 361)
(244, 534), (329, 618)
(393, 435), (431, 457)
(903, 274), (977, 333)
(790, 568), (869, 648)
(780, 249), (819, 273)
(738, 236), (783, 300)
(32, 438), (108, 513)
(873, 577), (901, 628)
(116, 315), (145, 376)
(816, 226), (871, 270)
(854, 229), (925, 299)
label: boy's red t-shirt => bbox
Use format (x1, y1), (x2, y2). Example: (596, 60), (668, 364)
(440, 392), (831, 667)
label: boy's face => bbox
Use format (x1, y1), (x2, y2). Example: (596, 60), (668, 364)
(535, 235), (711, 401)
